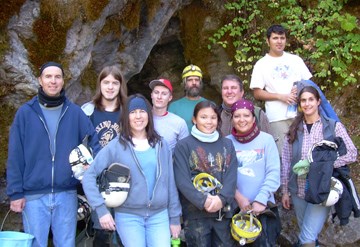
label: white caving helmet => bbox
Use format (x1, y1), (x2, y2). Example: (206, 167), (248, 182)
(98, 163), (131, 208)
(77, 194), (91, 221)
(321, 177), (343, 207)
(69, 144), (93, 180)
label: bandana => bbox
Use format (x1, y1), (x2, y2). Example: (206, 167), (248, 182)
(231, 99), (255, 115)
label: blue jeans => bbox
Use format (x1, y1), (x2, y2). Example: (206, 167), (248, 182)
(115, 209), (170, 247)
(292, 195), (330, 244)
(23, 190), (77, 247)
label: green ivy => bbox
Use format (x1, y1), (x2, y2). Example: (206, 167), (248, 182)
(208, 0), (360, 90)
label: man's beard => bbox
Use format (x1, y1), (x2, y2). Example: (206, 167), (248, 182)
(185, 85), (201, 97)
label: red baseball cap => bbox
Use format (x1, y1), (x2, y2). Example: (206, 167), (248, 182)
(149, 79), (173, 93)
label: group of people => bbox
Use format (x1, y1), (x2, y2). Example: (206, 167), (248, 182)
(6, 24), (357, 247)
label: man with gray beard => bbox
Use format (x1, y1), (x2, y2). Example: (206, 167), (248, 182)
(168, 64), (208, 132)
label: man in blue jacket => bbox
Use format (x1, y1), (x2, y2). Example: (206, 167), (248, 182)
(6, 61), (100, 247)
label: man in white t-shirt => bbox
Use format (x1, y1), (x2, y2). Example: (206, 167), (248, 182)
(250, 24), (312, 154)
(149, 78), (189, 154)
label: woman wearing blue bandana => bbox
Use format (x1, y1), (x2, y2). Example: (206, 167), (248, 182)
(83, 94), (182, 247)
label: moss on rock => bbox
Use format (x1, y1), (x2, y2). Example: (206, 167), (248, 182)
(26, 0), (108, 71)
(0, 0), (26, 59)
(0, 104), (16, 175)
(179, 1), (213, 73)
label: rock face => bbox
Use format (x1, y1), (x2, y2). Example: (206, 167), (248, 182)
(0, 0), (231, 107)
(0, 0), (359, 246)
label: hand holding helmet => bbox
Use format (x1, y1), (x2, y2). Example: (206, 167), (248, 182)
(193, 172), (230, 221)
(251, 201), (266, 216)
(205, 194), (223, 213)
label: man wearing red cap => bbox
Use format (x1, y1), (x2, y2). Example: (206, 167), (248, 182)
(149, 78), (189, 153)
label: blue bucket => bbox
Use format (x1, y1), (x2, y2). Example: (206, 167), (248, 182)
(0, 231), (34, 247)
(1, 210), (34, 247)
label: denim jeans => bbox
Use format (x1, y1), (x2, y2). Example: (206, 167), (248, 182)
(292, 194), (330, 244)
(115, 209), (170, 247)
(23, 190), (77, 247)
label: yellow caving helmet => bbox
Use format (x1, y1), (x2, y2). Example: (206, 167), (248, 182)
(193, 172), (222, 194)
(231, 213), (262, 246)
(182, 64), (203, 80)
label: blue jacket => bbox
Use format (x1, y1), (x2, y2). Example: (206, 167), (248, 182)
(6, 96), (100, 200)
(82, 136), (182, 225)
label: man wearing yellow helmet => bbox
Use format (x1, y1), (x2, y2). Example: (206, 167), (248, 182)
(168, 64), (209, 132)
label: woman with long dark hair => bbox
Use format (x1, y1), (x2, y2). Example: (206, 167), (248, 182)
(83, 94), (182, 247)
(281, 86), (357, 246)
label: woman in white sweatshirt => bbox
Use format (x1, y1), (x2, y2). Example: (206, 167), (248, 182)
(227, 99), (281, 246)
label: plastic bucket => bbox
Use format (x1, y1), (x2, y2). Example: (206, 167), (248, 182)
(0, 210), (34, 247)
(0, 231), (34, 247)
